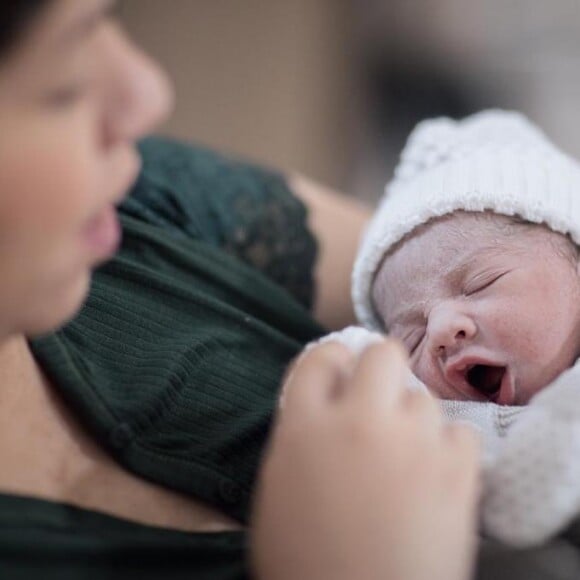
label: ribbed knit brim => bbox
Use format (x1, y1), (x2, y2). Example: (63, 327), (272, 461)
(352, 110), (580, 330)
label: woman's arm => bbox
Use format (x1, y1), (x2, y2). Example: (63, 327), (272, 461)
(289, 174), (372, 330)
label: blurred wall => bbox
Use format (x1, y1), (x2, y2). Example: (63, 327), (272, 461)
(354, 0), (580, 201)
(120, 1), (580, 202)
(119, 0), (357, 190)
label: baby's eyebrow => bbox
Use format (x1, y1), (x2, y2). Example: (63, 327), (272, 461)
(444, 260), (470, 288)
(442, 245), (500, 287)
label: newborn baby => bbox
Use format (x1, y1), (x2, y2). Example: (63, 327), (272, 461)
(372, 210), (580, 405)
(350, 110), (580, 405)
(311, 110), (580, 547)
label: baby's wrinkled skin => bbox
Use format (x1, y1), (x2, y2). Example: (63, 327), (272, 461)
(372, 212), (580, 405)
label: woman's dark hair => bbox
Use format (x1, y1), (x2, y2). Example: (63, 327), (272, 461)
(0, 1), (53, 58)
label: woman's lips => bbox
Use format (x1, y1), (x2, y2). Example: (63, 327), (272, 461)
(82, 205), (121, 260)
(80, 154), (141, 262)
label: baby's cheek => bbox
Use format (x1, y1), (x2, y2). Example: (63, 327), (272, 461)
(483, 300), (545, 359)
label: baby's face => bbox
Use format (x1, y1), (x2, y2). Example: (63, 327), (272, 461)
(373, 212), (580, 405)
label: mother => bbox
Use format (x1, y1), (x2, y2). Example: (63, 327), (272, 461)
(0, 1), (484, 579)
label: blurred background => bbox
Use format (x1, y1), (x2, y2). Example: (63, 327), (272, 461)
(119, 0), (580, 203)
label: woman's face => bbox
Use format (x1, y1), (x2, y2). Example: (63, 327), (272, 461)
(0, 0), (172, 337)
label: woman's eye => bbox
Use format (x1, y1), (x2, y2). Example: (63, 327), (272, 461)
(45, 83), (88, 108)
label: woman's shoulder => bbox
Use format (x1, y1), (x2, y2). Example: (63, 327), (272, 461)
(120, 136), (318, 309)
(129, 136), (311, 248)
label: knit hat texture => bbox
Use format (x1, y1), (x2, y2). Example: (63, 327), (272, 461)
(352, 109), (580, 330)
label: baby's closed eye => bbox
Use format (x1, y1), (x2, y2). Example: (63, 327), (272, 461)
(404, 328), (425, 355)
(462, 271), (509, 296)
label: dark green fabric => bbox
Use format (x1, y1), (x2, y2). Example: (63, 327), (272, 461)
(0, 493), (247, 579)
(122, 137), (318, 309)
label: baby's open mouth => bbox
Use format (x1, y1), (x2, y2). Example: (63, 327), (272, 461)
(465, 364), (506, 399)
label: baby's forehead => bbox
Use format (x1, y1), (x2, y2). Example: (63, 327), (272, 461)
(396, 211), (554, 261)
(377, 210), (572, 291)
(422, 211), (523, 241)
(386, 212), (520, 269)
(374, 212), (540, 308)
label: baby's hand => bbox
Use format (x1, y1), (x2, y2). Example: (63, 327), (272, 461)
(303, 328), (524, 459)
(281, 326), (428, 404)
(305, 325), (386, 356)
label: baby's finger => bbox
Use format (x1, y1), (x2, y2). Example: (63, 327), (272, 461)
(281, 342), (354, 422)
(347, 339), (409, 410)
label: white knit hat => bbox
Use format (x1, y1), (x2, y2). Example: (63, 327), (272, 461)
(352, 109), (580, 330)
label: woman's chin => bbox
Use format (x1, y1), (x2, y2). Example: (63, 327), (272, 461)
(25, 270), (92, 337)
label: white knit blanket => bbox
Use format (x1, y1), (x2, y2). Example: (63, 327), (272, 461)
(309, 326), (580, 547)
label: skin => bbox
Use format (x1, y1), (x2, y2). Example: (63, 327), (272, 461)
(289, 174), (371, 330)
(0, 2), (481, 578)
(0, 0), (170, 335)
(373, 212), (580, 405)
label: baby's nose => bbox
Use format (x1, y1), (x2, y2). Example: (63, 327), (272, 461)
(426, 303), (477, 359)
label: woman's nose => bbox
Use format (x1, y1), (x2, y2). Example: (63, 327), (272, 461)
(100, 24), (174, 147)
(426, 302), (477, 359)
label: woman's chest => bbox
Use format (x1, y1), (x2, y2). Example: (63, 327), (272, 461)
(0, 371), (242, 533)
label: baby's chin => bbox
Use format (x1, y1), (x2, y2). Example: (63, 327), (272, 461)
(22, 268), (91, 337)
